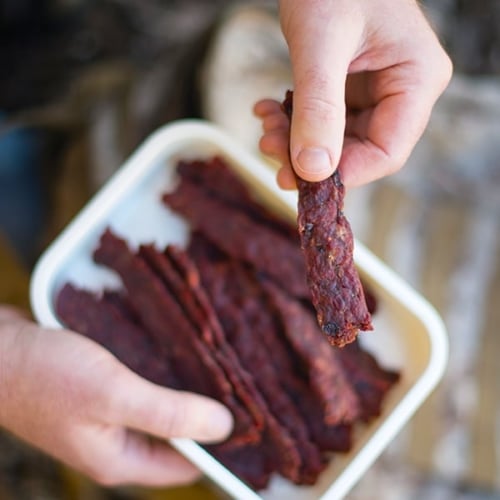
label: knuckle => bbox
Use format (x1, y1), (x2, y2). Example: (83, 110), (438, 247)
(298, 94), (342, 125)
(438, 52), (454, 88)
(295, 73), (344, 125)
(384, 151), (406, 175)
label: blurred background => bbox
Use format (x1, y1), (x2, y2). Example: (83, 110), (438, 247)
(0, 1), (499, 499)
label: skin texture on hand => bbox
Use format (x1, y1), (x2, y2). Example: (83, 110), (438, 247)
(255, 0), (453, 189)
(0, 307), (233, 487)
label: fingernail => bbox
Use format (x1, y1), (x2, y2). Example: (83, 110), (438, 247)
(296, 147), (333, 178)
(207, 404), (233, 440)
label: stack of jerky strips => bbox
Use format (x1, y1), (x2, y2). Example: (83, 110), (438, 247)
(56, 157), (399, 490)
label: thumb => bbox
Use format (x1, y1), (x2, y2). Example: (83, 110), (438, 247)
(281, 0), (361, 181)
(110, 369), (234, 444)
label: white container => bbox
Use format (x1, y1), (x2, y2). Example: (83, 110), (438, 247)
(30, 120), (448, 500)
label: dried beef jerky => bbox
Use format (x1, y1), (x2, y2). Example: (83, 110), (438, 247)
(239, 280), (355, 453)
(139, 243), (265, 433)
(56, 283), (178, 388)
(165, 243), (298, 462)
(261, 279), (360, 424)
(189, 238), (324, 484)
(93, 228), (260, 447)
(209, 400), (301, 485)
(209, 441), (272, 490)
(163, 178), (309, 298)
(284, 375), (354, 453)
(338, 340), (400, 420)
(282, 91), (373, 346)
(177, 156), (298, 241)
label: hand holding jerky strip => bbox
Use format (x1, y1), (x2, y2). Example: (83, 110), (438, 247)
(283, 91), (372, 346)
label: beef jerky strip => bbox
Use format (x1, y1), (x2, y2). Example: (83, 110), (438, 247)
(56, 283), (178, 388)
(261, 279), (360, 425)
(193, 259), (311, 483)
(156, 250), (307, 481)
(139, 243), (265, 433)
(282, 91), (372, 346)
(284, 375), (354, 453)
(176, 156), (298, 241)
(189, 241), (325, 485)
(229, 269), (354, 453)
(161, 248), (304, 484)
(243, 282), (353, 451)
(338, 340), (400, 420)
(101, 290), (142, 325)
(189, 233), (355, 454)
(93, 228), (260, 446)
(164, 244), (273, 427)
(236, 275), (354, 454)
(208, 442), (272, 491)
(163, 178), (309, 299)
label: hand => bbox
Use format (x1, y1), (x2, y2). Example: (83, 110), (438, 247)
(0, 307), (233, 487)
(255, 0), (453, 188)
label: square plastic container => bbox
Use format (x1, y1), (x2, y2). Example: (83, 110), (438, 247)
(30, 120), (448, 500)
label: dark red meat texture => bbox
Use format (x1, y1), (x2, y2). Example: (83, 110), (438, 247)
(208, 443), (273, 491)
(56, 283), (178, 388)
(163, 178), (310, 298)
(177, 156), (298, 241)
(338, 340), (400, 421)
(138, 243), (302, 477)
(283, 375), (354, 453)
(261, 278), (360, 424)
(282, 90), (373, 346)
(297, 173), (373, 344)
(92, 228), (261, 447)
(138, 244), (265, 432)
(189, 241), (324, 484)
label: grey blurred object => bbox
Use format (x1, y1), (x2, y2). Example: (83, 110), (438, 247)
(397, 75), (500, 213)
(422, 0), (500, 74)
(200, 2), (289, 153)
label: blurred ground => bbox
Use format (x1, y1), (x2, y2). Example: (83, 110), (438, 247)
(0, 1), (499, 499)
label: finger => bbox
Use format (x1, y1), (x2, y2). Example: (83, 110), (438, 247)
(276, 165), (297, 190)
(109, 370), (234, 444)
(253, 98), (283, 117)
(114, 432), (202, 487)
(281, 0), (363, 181)
(340, 89), (433, 187)
(259, 130), (289, 160)
(79, 428), (201, 487)
(261, 112), (290, 134)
